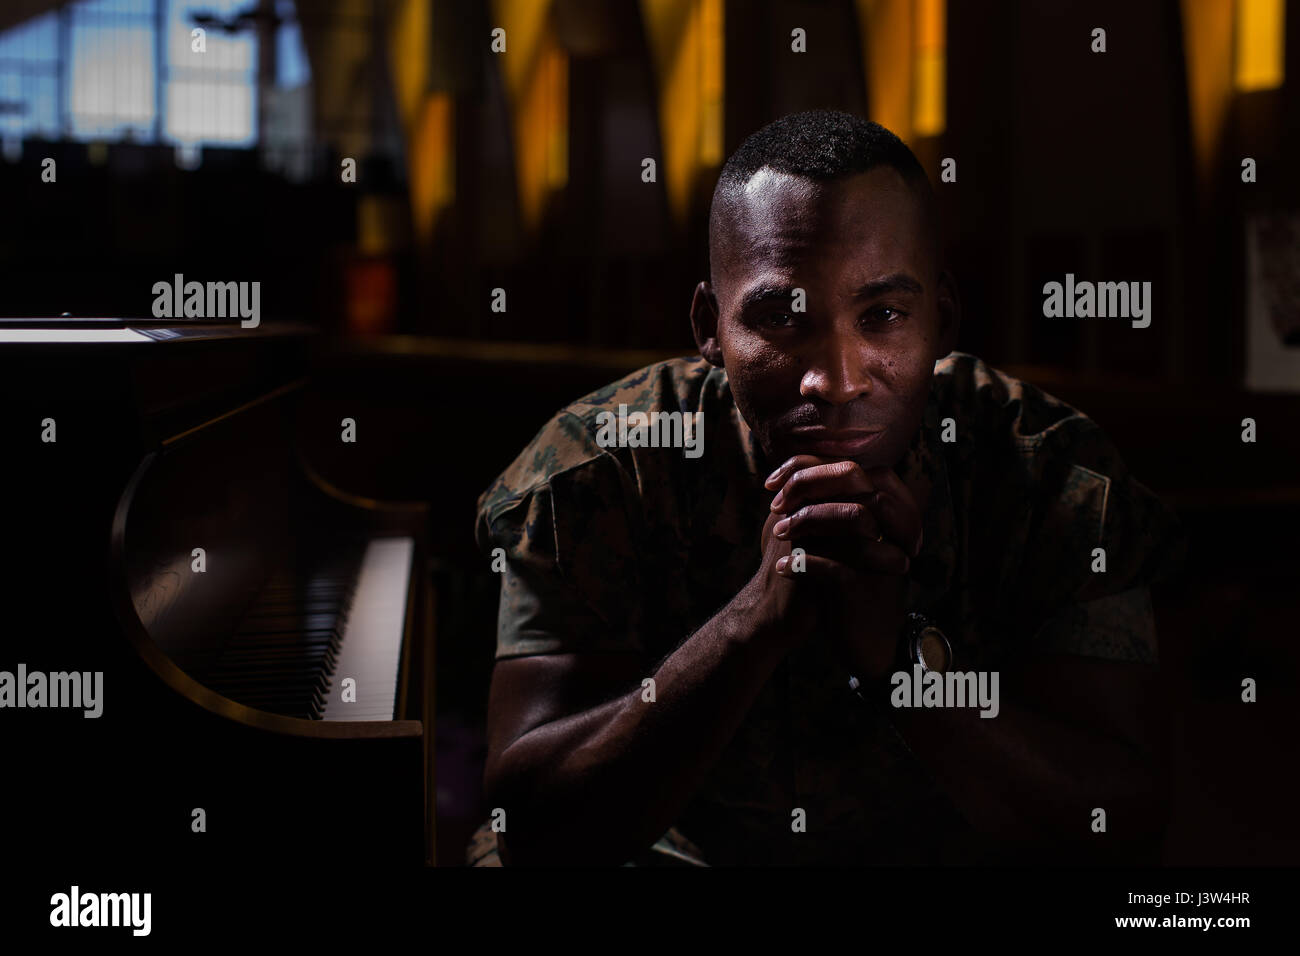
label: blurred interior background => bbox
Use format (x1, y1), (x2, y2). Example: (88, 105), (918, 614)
(2, 0), (1297, 865)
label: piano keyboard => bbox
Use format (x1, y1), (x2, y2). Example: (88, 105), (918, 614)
(198, 537), (414, 721)
(321, 537), (414, 721)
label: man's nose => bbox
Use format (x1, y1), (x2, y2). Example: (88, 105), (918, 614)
(799, 328), (874, 405)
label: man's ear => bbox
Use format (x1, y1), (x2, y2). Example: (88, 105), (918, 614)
(935, 268), (961, 359)
(690, 281), (724, 367)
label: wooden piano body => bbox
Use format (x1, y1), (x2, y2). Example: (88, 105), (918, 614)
(2, 320), (436, 869)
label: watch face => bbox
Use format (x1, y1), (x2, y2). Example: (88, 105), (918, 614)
(913, 627), (952, 673)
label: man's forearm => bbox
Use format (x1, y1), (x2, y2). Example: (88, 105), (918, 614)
(888, 691), (1168, 861)
(489, 580), (804, 866)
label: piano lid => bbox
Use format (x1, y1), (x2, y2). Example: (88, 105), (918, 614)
(0, 316), (318, 345)
(0, 326), (155, 344)
(0, 317), (319, 451)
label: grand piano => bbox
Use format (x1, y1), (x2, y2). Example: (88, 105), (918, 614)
(2, 319), (437, 869)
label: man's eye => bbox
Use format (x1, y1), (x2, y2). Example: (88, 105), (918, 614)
(868, 308), (907, 325)
(760, 313), (798, 329)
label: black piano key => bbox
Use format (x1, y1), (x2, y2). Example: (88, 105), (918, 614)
(241, 603), (346, 617)
(207, 661), (330, 676)
(214, 636), (340, 653)
(256, 587), (351, 600)
(229, 628), (342, 643)
(218, 643), (338, 661)
(207, 667), (333, 685)
(234, 618), (340, 634)
(215, 643), (341, 663)
(206, 676), (325, 692)
(220, 634), (343, 652)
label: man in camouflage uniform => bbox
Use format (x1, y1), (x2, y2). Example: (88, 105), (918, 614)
(469, 111), (1187, 866)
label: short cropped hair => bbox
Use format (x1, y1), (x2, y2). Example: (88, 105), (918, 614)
(709, 111), (937, 290)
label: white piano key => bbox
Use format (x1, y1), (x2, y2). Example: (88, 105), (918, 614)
(320, 537), (413, 721)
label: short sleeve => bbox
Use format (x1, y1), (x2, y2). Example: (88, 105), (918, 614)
(1014, 420), (1189, 663)
(475, 417), (649, 660)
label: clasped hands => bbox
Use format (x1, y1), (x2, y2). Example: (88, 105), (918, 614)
(759, 454), (924, 682)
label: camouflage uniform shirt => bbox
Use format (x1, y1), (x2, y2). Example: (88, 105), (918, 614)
(473, 351), (1188, 865)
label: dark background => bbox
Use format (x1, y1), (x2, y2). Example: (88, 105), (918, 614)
(2, 0), (1297, 866)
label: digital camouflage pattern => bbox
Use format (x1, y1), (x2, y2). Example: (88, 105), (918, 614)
(468, 351), (1189, 865)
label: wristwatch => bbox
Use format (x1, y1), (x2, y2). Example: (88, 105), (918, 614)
(902, 611), (953, 674)
(848, 611), (952, 706)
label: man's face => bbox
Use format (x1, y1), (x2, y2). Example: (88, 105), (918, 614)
(695, 166), (956, 472)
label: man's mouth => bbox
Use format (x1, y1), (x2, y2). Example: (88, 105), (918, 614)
(787, 427), (887, 457)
